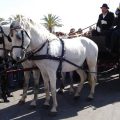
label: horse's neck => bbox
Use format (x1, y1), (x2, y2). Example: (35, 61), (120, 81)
(29, 24), (57, 50)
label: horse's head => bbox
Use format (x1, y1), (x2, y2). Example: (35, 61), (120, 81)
(0, 21), (12, 58)
(10, 19), (31, 61)
(10, 16), (58, 62)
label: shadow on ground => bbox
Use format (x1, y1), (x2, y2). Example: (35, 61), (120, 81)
(1, 74), (120, 120)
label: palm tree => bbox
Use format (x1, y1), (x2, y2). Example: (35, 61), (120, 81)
(41, 14), (63, 33)
(0, 17), (5, 22)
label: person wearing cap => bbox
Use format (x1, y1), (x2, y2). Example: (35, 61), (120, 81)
(92, 3), (115, 49)
(110, 4), (120, 54)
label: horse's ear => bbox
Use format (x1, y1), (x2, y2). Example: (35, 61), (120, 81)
(8, 16), (14, 23)
(19, 16), (23, 28)
(19, 15), (22, 23)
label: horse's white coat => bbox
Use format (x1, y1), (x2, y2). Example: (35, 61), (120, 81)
(10, 17), (98, 113)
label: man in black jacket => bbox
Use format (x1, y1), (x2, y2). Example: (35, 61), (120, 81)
(92, 3), (115, 49)
(111, 4), (120, 54)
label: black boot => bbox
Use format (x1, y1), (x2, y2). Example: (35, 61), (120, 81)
(4, 98), (10, 102)
(2, 94), (10, 102)
(7, 92), (13, 97)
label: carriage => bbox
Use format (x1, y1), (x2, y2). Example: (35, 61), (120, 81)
(89, 35), (120, 79)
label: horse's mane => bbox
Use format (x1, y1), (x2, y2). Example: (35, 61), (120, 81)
(18, 17), (58, 41)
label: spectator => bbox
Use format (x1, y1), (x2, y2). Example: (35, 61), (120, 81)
(68, 28), (77, 38)
(76, 28), (83, 36)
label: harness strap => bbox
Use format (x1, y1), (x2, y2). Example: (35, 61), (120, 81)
(28, 55), (83, 69)
(17, 40), (48, 63)
(47, 41), (50, 54)
(57, 39), (65, 79)
(25, 39), (84, 73)
(28, 38), (65, 79)
(31, 40), (48, 55)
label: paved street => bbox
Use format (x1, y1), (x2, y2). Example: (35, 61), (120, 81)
(1, 74), (120, 120)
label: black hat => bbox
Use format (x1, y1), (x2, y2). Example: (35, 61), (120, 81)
(100, 3), (109, 9)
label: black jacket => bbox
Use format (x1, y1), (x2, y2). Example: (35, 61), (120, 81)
(97, 11), (115, 32)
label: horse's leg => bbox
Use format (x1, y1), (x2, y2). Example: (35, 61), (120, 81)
(87, 66), (97, 100)
(69, 72), (74, 93)
(86, 43), (98, 100)
(40, 68), (50, 107)
(58, 72), (74, 94)
(30, 69), (40, 107)
(74, 69), (86, 98)
(18, 71), (30, 104)
(57, 72), (65, 94)
(47, 70), (57, 113)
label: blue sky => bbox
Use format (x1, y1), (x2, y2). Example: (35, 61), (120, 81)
(0, 0), (119, 33)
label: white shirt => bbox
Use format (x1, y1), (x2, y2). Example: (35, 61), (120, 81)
(102, 13), (107, 18)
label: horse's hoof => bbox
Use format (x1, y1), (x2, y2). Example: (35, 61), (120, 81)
(74, 96), (80, 100)
(48, 111), (58, 116)
(57, 89), (64, 95)
(42, 104), (50, 109)
(86, 97), (94, 102)
(18, 100), (25, 105)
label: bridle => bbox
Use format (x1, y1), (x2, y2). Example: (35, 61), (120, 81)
(10, 25), (31, 55)
(0, 26), (12, 59)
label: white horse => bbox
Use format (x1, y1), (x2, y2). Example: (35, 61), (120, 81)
(0, 21), (73, 106)
(10, 18), (98, 114)
(0, 21), (40, 107)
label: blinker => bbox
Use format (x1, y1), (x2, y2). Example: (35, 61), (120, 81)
(16, 31), (22, 40)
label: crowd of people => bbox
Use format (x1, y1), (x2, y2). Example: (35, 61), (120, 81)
(55, 27), (92, 39)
